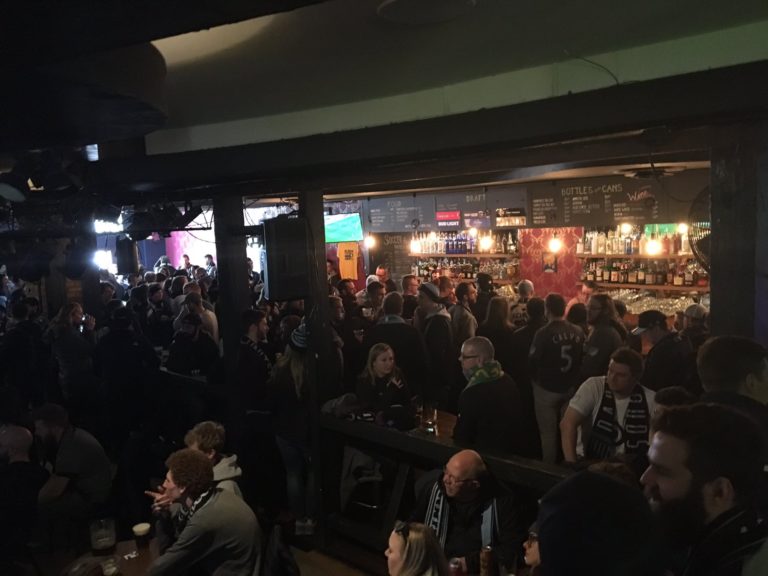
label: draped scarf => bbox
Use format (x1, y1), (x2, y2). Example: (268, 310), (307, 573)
(173, 488), (214, 534)
(424, 481), (499, 549)
(586, 382), (650, 460)
(465, 360), (504, 390)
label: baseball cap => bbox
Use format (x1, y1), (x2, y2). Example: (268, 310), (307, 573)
(631, 310), (668, 335)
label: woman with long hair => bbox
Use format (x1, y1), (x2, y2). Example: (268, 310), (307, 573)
(357, 343), (412, 415)
(385, 521), (450, 576)
(267, 322), (314, 534)
(476, 296), (516, 375)
(580, 294), (627, 379)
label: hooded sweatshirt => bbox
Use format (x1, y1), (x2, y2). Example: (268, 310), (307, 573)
(213, 454), (243, 498)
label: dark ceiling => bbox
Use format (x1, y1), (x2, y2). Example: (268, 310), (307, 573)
(0, 0), (327, 154)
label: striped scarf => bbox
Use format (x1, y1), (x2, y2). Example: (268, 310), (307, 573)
(424, 481), (499, 549)
(586, 382), (650, 460)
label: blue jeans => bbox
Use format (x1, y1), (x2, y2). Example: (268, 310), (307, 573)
(276, 436), (314, 520)
(533, 384), (573, 464)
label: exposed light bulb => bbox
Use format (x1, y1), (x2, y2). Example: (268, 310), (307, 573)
(645, 238), (662, 256)
(364, 235), (376, 249)
(428, 231), (437, 241)
(548, 236), (563, 253)
(468, 227), (478, 237)
(620, 223), (633, 235)
(677, 223), (689, 235)
(410, 239), (422, 254)
(479, 235), (493, 252)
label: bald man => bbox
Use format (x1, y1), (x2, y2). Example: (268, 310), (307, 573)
(410, 450), (524, 574)
(0, 425), (49, 566)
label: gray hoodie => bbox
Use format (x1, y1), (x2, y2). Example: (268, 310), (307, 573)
(213, 454), (243, 499)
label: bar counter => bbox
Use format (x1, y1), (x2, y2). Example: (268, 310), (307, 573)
(318, 410), (569, 561)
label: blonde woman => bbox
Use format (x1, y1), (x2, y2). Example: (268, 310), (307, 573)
(356, 343), (411, 414)
(385, 521), (449, 576)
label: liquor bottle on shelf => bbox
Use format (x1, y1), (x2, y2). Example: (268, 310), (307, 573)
(662, 234), (671, 256)
(638, 233), (647, 256)
(627, 263), (638, 284)
(674, 265), (685, 286)
(596, 230), (607, 255)
(576, 235), (584, 254)
(637, 263), (646, 284)
(684, 262), (694, 287)
(666, 262), (675, 285)
(610, 261), (619, 283)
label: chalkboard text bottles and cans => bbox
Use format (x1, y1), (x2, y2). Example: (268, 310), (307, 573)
(480, 546), (498, 576)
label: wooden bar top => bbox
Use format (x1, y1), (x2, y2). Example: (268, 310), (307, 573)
(319, 410), (568, 493)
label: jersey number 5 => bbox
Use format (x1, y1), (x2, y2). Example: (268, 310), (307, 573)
(560, 345), (573, 373)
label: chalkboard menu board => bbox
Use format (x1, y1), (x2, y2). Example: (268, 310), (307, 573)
(368, 233), (413, 282)
(365, 196), (435, 233)
(527, 170), (707, 227)
(486, 185), (529, 227)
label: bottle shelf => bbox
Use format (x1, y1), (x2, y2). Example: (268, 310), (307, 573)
(587, 282), (710, 293)
(409, 253), (515, 259)
(577, 253), (694, 260)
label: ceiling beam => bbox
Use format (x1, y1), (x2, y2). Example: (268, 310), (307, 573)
(90, 60), (768, 201)
(1, 0), (328, 69)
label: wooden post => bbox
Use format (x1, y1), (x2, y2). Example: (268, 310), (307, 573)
(212, 195), (250, 370)
(710, 122), (768, 344)
(298, 189), (334, 544)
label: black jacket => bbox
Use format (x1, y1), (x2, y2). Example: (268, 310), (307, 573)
(411, 469), (525, 574)
(683, 506), (768, 576)
(642, 331), (693, 391)
(421, 308), (454, 406)
(454, 372), (539, 459)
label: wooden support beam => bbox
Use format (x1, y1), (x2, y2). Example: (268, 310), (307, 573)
(212, 195), (250, 371)
(710, 121), (768, 343)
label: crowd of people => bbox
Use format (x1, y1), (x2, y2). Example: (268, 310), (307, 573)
(0, 254), (766, 576)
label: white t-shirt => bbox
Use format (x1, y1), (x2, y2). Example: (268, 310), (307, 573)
(569, 376), (656, 456)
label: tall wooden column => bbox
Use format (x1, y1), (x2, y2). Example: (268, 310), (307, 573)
(212, 195), (250, 367)
(710, 121), (768, 344)
(298, 189), (335, 544)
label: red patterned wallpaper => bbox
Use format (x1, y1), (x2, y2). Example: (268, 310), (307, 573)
(518, 227), (583, 299)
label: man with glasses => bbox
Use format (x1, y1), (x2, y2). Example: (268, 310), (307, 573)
(410, 449), (524, 575)
(454, 337), (538, 458)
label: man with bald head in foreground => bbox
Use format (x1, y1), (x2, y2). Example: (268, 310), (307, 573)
(410, 449), (525, 574)
(0, 424), (49, 569)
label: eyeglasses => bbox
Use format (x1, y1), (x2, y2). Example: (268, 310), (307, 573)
(458, 354), (479, 361)
(443, 466), (475, 485)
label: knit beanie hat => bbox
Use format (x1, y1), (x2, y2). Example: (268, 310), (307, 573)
(289, 322), (308, 351)
(418, 282), (441, 303)
(537, 471), (660, 576)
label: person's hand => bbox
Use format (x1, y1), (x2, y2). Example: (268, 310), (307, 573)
(83, 314), (96, 331)
(145, 485), (172, 513)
